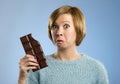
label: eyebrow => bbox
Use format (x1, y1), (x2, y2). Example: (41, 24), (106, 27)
(54, 21), (70, 25)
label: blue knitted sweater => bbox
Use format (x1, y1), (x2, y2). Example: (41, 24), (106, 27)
(27, 55), (109, 84)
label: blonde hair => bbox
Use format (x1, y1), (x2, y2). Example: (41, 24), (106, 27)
(48, 5), (86, 46)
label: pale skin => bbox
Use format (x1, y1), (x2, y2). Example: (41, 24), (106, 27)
(18, 13), (82, 84)
(18, 55), (39, 84)
(51, 13), (81, 61)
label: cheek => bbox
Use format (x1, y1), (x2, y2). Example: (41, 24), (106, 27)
(68, 31), (77, 42)
(69, 30), (76, 37)
(50, 31), (56, 42)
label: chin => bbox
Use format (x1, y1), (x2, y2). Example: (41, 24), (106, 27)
(56, 44), (67, 50)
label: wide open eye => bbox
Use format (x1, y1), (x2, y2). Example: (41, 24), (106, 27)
(51, 24), (58, 30)
(63, 24), (70, 29)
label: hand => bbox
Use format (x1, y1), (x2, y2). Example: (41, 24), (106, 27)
(18, 54), (39, 84)
(19, 54), (39, 73)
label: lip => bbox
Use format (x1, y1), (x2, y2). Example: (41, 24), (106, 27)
(57, 40), (63, 42)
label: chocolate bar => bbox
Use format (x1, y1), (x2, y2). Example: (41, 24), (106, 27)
(20, 33), (48, 71)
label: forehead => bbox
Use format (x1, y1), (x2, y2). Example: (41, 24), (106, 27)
(55, 13), (73, 24)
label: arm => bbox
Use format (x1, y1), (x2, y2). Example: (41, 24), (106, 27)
(97, 63), (109, 84)
(18, 54), (39, 84)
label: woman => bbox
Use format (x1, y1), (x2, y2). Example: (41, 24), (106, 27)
(18, 5), (109, 84)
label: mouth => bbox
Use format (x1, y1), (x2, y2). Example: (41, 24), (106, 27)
(56, 40), (63, 43)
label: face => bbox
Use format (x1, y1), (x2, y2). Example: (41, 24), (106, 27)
(50, 14), (77, 50)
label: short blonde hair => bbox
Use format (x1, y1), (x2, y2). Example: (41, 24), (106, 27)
(48, 5), (86, 46)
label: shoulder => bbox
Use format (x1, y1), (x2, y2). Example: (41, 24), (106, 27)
(81, 54), (108, 74)
(83, 55), (106, 69)
(83, 55), (109, 82)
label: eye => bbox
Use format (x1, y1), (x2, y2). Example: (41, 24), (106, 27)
(63, 24), (70, 29)
(51, 24), (58, 30)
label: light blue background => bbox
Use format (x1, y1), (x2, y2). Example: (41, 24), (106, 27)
(0, 0), (120, 84)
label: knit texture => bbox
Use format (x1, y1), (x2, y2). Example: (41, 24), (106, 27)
(27, 55), (109, 84)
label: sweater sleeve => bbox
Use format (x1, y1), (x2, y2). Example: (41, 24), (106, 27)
(96, 62), (109, 84)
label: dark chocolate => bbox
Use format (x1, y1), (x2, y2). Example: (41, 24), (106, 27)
(20, 33), (48, 71)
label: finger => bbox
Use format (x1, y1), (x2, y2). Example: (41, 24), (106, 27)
(22, 55), (38, 63)
(19, 62), (39, 71)
(19, 55), (40, 71)
(25, 54), (35, 60)
(26, 66), (38, 71)
(20, 66), (37, 72)
(25, 61), (39, 67)
(26, 54), (34, 58)
(19, 57), (38, 67)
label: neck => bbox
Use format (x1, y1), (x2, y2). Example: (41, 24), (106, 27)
(53, 46), (81, 61)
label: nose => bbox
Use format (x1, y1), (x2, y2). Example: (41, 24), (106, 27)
(56, 27), (63, 36)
